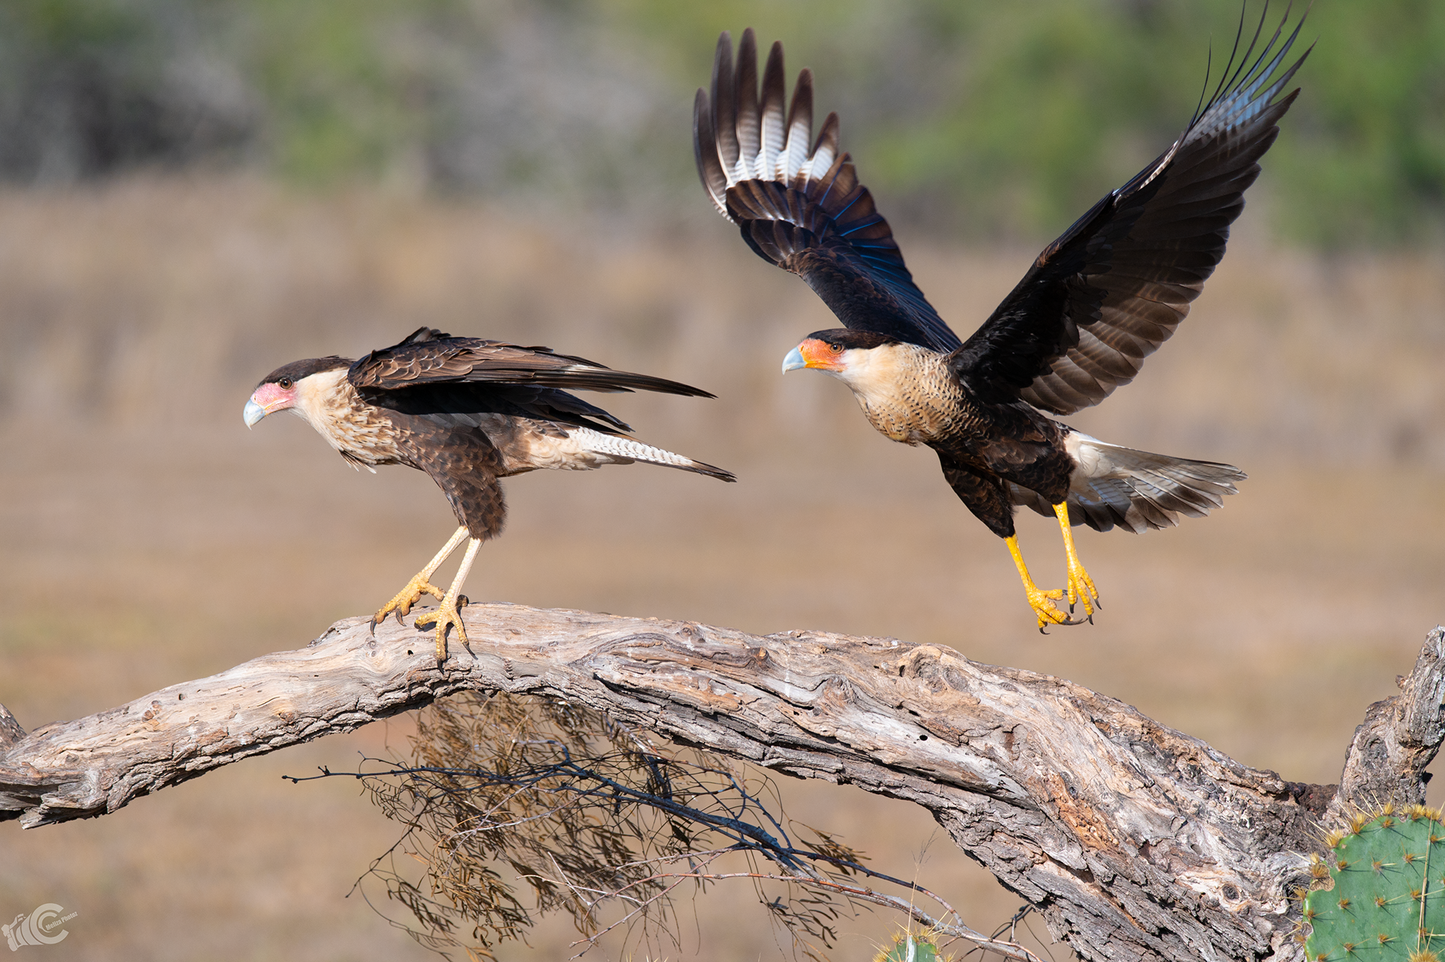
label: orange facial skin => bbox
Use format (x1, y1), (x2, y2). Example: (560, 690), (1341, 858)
(781, 337), (847, 374)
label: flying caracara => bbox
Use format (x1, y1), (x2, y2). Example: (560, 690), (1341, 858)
(694, 11), (1308, 629)
(244, 327), (734, 659)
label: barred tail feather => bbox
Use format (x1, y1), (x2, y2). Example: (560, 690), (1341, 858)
(1011, 433), (1243, 534)
(572, 427), (736, 482)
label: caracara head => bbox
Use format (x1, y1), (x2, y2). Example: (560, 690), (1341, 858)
(243, 356), (349, 428)
(781, 329), (908, 386)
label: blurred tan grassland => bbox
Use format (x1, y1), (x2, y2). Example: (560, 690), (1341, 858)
(1, 176), (1443, 960)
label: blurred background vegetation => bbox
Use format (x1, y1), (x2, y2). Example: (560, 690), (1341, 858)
(0, 0), (1440, 248)
(2, 3), (1443, 959)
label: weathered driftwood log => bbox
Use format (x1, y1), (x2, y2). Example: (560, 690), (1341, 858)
(1, 607), (1441, 962)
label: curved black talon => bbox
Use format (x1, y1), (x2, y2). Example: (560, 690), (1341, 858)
(1067, 595), (1100, 621)
(1038, 612), (1090, 633)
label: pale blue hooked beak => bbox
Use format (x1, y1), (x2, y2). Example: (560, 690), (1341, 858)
(243, 398), (266, 428)
(781, 346), (806, 373)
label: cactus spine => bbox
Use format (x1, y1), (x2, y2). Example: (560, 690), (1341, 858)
(875, 930), (944, 962)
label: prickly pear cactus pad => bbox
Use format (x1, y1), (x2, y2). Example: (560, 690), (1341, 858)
(1304, 806), (1445, 962)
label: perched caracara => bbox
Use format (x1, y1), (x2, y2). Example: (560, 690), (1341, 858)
(695, 12), (1307, 629)
(244, 327), (734, 659)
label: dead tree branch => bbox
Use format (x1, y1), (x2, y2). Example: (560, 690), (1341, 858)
(1, 606), (1442, 962)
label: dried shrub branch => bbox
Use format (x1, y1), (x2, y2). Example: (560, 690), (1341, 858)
(299, 692), (1033, 961)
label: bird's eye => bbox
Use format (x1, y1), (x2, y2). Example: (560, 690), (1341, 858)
(278, 377), (293, 389)
(828, 342), (843, 353)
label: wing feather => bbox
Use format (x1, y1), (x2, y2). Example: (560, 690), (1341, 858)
(952, 5), (1310, 412)
(349, 328), (717, 398)
(694, 30), (961, 353)
(781, 68), (813, 182)
(758, 40), (787, 180)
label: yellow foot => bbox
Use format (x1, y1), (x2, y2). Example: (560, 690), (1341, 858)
(1053, 502), (1100, 621)
(1007, 533), (1085, 632)
(1064, 559), (1100, 620)
(414, 594), (468, 662)
(371, 573), (445, 629)
(1024, 583), (1077, 631)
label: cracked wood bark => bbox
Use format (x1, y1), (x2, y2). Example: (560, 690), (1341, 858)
(1, 608), (1442, 962)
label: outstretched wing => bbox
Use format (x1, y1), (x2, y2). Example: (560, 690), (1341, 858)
(951, 6), (1310, 412)
(349, 327), (717, 398)
(695, 30), (962, 354)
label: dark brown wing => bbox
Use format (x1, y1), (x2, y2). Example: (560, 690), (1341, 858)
(348, 327), (717, 398)
(695, 30), (962, 354)
(951, 6), (1310, 411)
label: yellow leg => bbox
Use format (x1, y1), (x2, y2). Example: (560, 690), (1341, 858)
(415, 536), (481, 662)
(1053, 502), (1100, 619)
(371, 525), (469, 630)
(1005, 534), (1075, 631)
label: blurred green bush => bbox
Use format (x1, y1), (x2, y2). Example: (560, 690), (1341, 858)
(0, 0), (1439, 247)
